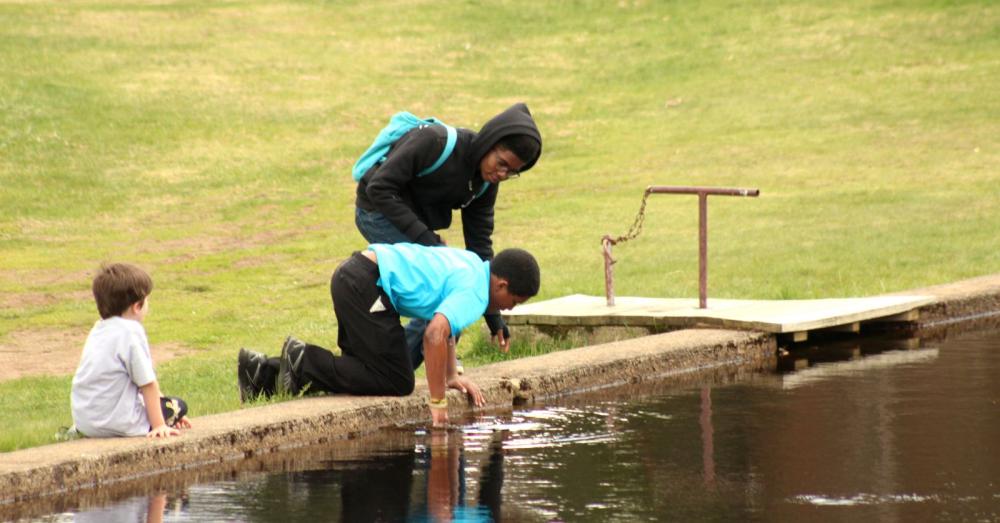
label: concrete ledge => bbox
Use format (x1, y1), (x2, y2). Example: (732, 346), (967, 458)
(904, 274), (1000, 326)
(0, 329), (774, 505)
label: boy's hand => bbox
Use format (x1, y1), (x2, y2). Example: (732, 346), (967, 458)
(492, 328), (510, 352)
(174, 417), (192, 429)
(448, 376), (485, 407)
(484, 314), (511, 353)
(147, 424), (180, 438)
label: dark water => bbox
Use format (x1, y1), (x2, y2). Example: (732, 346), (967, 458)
(19, 328), (1000, 522)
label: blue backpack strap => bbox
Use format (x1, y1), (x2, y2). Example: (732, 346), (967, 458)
(417, 124), (457, 177)
(352, 112), (426, 181)
(475, 181), (491, 198)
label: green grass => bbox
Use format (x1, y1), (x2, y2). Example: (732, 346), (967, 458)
(1, 0), (997, 451)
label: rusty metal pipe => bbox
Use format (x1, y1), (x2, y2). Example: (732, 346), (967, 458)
(604, 185), (759, 309)
(647, 186), (760, 197)
(699, 192), (708, 308)
(602, 235), (615, 306)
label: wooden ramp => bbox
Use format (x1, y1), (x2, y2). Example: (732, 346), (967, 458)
(503, 294), (936, 340)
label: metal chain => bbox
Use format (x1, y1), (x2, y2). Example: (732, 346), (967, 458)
(605, 190), (651, 246)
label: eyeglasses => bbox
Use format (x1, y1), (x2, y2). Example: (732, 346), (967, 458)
(495, 150), (521, 179)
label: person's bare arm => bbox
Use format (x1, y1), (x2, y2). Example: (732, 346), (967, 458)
(424, 313), (452, 427)
(147, 494), (167, 523)
(140, 381), (179, 438)
(427, 430), (456, 521)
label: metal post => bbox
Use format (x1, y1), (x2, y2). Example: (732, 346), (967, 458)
(700, 387), (715, 487)
(699, 192), (708, 308)
(602, 235), (615, 307)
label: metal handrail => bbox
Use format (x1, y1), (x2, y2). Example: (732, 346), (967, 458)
(602, 185), (760, 308)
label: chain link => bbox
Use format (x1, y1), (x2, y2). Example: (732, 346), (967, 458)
(605, 190), (651, 246)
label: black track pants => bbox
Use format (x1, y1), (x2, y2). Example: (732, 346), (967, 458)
(296, 253), (415, 396)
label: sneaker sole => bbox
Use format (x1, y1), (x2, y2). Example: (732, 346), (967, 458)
(238, 348), (265, 403)
(278, 336), (304, 396)
(277, 339), (290, 396)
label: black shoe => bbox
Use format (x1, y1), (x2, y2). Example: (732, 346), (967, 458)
(238, 348), (269, 402)
(278, 336), (306, 396)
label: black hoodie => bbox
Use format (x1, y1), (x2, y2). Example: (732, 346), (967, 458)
(355, 103), (542, 260)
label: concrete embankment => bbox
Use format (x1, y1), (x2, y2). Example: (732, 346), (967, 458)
(1, 274), (999, 510)
(894, 274), (1000, 330)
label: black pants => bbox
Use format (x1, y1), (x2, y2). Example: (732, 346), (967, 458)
(273, 253), (416, 397)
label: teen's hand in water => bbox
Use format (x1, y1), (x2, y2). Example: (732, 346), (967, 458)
(431, 406), (449, 428)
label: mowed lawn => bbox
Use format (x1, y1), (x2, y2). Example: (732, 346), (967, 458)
(1, 0), (997, 451)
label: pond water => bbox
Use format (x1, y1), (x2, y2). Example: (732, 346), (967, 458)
(21, 327), (1000, 522)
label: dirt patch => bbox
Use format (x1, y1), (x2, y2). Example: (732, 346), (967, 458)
(0, 290), (91, 310)
(0, 328), (191, 382)
(149, 226), (307, 265)
(0, 269), (93, 289)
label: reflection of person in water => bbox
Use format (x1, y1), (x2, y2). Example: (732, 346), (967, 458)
(478, 432), (505, 522)
(67, 431), (509, 521)
(340, 450), (416, 521)
(72, 493), (167, 523)
(247, 431), (505, 521)
(213, 450), (417, 521)
(416, 429), (505, 522)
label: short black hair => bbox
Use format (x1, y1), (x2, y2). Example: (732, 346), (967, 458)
(498, 134), (540, 165)
(491, 248), (540, 298)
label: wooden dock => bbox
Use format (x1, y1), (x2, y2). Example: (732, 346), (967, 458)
(503, 294), (935, 341)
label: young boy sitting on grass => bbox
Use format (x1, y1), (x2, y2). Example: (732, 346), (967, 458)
(71, 263), (192, 438)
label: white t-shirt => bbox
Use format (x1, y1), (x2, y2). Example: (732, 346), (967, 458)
(71, 316), (157, 437)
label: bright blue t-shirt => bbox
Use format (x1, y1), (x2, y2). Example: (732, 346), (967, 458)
(369, 243), (490, 337)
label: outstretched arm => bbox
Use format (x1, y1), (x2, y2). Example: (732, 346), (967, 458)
(424, 313), (453, 427)
(484, 313), (511, 352)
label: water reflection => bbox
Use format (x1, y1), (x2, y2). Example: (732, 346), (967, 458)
(177, 429), (508, 522)
(65, 493), (169, 523)
(414, 430), (502, 522)
(13, 328), (1000, 522)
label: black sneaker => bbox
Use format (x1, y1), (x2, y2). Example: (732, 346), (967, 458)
(278, 336), (306, 396)
(238, 348), (268, 403)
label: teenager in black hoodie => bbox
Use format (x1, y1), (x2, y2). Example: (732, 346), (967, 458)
(354, 103), (542, 365)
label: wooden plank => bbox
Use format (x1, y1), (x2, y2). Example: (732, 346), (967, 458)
(867, 309), (920, 322)
(504, 294), (935, 334)
(780, 331), (809, 343)
(824, 322), (860, 333)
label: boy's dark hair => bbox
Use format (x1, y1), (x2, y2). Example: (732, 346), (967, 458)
(92, 263), (153, 319)
(491, 248), (540, 298)
(498, 134), (541, 165)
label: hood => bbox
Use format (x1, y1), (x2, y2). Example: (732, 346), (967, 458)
(468, 103), (542, 172)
